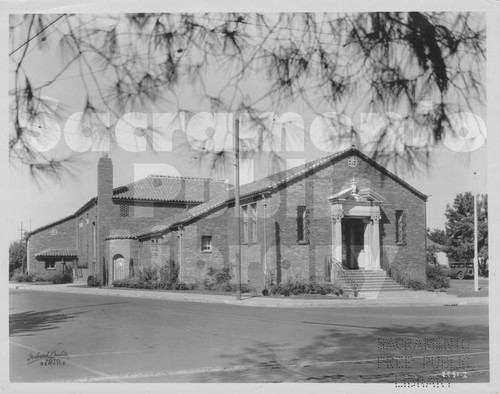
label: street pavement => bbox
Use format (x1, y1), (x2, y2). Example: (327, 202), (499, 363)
(9, 285), (490, 384)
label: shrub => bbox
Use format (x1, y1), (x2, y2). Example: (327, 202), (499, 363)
(52, 274), (63, 284)
(128, 261), (181, 289)
(33, 273), (54, 282)
(207, 265), (233, 285)
(159, 260), (179, 287)
(63, 273), (73, 283)
(403, 279), (427, 291)
(13, 274), (25, 282)
(267, 279), (344, 297)
(204, 265), (233, 291)
(175, 282), (189, 291)
(137, 266), (158, 283)
(220, 282), (233, 292)
(52, 273), (73, 284)
(426, 264), (450, 289)
(87, 275), (102, 287)
(113, 278), (140, 288)
(240, 283), (255, 294)
(262, 288), (269, 296)
(202, 278), (215, 290)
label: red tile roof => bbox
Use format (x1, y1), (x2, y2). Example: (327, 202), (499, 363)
(35, 249), (78, 258)
(135, 148), (428, 238)
(112, 175), (230, 203)
(28, 176), (230, 236)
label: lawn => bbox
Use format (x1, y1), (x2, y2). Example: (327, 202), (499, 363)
(444, 278), (489, 298)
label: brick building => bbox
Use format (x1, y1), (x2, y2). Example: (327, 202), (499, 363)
(27, 147), (428, 289)
(26, 153), (229, 281)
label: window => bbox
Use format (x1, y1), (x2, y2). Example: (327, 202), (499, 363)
(297, 205), (309, 244)
(201, 236), (212, 252)
(396, 210), (406, 245)
(242, 204), (257, 244)
(250, 203), (257, 243)
(45, 260), (56, 270)
(151, 239), (160, 264)
(120, 204), (129, 217)
(242, 205), (249, 244)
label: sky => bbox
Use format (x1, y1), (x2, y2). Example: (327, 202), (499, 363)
(6, 12), (489, 242)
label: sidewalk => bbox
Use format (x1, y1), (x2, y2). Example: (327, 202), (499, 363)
(9, 282), (488, 308)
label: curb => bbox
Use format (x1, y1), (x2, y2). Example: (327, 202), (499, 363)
(9, 283), (489, 309)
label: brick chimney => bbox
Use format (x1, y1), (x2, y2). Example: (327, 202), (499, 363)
(96, 153), (113, 284)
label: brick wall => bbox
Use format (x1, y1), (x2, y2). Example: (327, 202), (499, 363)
(76, 204), (97, 270)
(27, 217), (77, 275)
(107, 238), (138, 282)
(138, 151), (427, 289)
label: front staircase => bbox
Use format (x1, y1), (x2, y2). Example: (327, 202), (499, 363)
(341, 269), (407, 295)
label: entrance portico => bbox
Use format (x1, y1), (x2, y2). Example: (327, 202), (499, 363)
(328, 178), (383, 271)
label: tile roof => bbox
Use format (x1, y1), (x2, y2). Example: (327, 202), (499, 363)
(35, 248), (78, 258)
(112, 175), (230, 203)
(135, 147), (428, 239)
(105, 234), (136, 240)
(28, 176), (229, 236)
(27, 214), (76, 237)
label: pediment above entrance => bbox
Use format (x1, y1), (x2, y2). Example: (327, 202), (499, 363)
(329, 177), (385, 204)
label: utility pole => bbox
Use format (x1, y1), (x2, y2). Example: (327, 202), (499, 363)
(473, 172), (479, 292)
(17, 221), (24, 242)
(234, 117), (242, 301)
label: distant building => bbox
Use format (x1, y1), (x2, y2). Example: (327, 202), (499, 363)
(27, 147), (428, 289)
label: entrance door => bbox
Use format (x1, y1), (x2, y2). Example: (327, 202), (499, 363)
(342, 219), (365, 269)
(113, 254), (126, 281)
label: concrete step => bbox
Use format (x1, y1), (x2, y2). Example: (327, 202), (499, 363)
(340, 270), (408, 293)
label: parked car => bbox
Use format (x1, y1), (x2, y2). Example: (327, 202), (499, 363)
(449, 262), (474, 280)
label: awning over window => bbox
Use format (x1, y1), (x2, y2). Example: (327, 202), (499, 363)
(35, 249), (78, 259)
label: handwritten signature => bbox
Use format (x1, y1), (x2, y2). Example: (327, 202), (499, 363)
(26, 351), (69, 365)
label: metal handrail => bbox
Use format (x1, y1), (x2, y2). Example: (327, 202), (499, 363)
(326, 257), (359, 297)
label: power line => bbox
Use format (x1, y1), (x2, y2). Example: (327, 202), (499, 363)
(10, 14), (66, 56)
(22, 18), (66, 59)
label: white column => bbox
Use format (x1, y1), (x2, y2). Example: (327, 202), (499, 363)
(331, 208), (344, 281)
(371, 213), (381, 269)
(364, 219), (372, 270)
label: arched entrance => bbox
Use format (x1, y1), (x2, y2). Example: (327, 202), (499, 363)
(113, 254), (126, 281)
